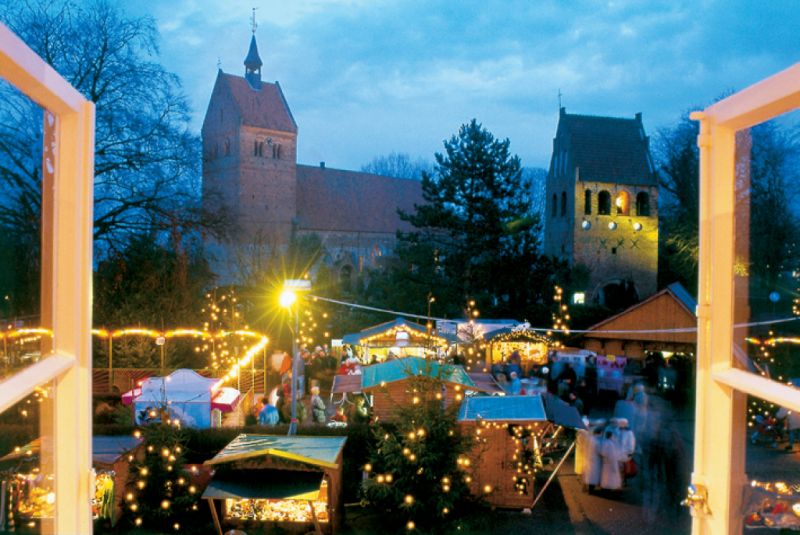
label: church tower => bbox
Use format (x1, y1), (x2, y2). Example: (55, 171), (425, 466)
(202, 29), (298, 251)
(543, 109), (659, 308)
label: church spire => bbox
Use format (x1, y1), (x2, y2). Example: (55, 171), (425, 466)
(244, 8), (262, 90)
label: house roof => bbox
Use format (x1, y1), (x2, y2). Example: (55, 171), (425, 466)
(296, 165), (423, 234)
(556, 109), (656, 186)
(204, 434), (346, 470)
(583, 281), (697, 344)
(360, 356), (476, 390)
(458, 395), (547, 422)
(217, 72), (297, 133)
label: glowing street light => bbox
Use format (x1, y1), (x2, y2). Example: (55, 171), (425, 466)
(280, 279), (311, 435)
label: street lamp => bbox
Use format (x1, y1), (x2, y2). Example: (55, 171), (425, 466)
(280, 279), (311, 435)
(426, 293), (436, 353)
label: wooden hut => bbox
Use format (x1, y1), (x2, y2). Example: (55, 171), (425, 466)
(458, 395), (550, 508)
(202, 434), (346, 535)
(0, 436), (143, 528)
(341, 317), (452, 362)
(581, 282), (697, 359)
(358, 357), (496, 421)
(481, 325), (551, 371)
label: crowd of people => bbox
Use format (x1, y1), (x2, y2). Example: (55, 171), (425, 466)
(576, 417), (637, 493)
(248, 345), (337, 427)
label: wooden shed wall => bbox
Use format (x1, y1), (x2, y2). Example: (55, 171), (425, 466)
(368, 381), (470, 421)
(460, 423), (535, 509)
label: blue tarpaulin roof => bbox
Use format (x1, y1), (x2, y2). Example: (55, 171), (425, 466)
(360, 356), (476, 390)
(457, 395), (547, 422)
(204, 434), (346, 469)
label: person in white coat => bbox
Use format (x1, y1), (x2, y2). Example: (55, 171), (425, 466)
(599, 428), (624, 491)
(583, 422), (604, 492)
(617, 418), (636, 458)
(574, 417), (591, 476)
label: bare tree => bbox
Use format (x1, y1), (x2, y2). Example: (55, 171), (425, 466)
(361, 151), (430, 179)
(0, 0), (222, 256)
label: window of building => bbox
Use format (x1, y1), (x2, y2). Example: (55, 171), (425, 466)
(636, 191), (651, 216)
(598, 190), (611, 215)
(272, 143), (281, 159)
(560, 191), (567, 217)
(584, 190), (592, 215)
(615, 190), (630, 215)
(253, 140), (259, 156)
(551, 194), (557, 217)
(224, 138), (230, 156)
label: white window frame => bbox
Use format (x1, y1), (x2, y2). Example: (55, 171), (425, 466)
(692, 63), (800, 534)
(0, 23), (94, 534)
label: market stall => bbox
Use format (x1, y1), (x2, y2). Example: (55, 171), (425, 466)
(203, 434), (346, 535)
(0, 435), (142, 531)
(341, 317), (453, 362)
(122, 368), (240, 428)
(359, 357), (495, 421)
(481, 324), (551, 371)
(458, 395), (582, 509)
(596, 355), (627, 396)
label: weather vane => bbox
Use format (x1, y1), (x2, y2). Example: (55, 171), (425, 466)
(251, 7), (258, 34)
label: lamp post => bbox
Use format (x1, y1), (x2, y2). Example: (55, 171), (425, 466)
(280, 279), (311, 435)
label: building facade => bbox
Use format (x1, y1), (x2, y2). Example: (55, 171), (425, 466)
(544, 108), (659, 307)
(202, 34), (422, 281)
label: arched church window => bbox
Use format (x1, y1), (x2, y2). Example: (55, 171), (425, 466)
(224, 138), (230, 156)
(560, 191), (567, 217)
(615, 190), (630, 215)
(551, 194), (557, 217)
(584, 190), (592, 215)
(339, 264), (353, 292)
(254, 140), (259, 156)
(598, 191), (611, 215)
(636, 192), (651, 216)
(273, 143), (281, 159)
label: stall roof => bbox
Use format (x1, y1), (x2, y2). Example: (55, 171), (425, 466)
(482, 326), (550, 343)
(331, 374), (362, 394)
(360, 357), (476, 390)
(342, 317), (453, 346)
(0, 436), (142, 465)
(458, 395), (547, 422)
(202, 469), (323, 501)
(204, 434), (347, 470)
(466, 372), (505, 394)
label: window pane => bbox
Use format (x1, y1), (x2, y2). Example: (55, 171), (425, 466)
(0, 382), (54, 534)
(0, 80), (44, 381)
(730, 110), (800, 411)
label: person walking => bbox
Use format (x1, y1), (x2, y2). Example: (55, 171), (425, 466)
(258, 397), (279, 426)
(310, 386), (327, 423)
(583, 423), (604, 492)
(777, 406), (800, 451)
(599, 428), (624, 492)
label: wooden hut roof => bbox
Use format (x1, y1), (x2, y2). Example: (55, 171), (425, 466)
(204, 434), (346, 470)
(342, 317), (453, 346)
(583, 282), (697, 344)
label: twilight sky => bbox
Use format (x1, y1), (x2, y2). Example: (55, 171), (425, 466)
(125, 0), (798, 171)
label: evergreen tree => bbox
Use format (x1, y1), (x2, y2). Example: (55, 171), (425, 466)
(361, 368), (474, 533)
(126, 421), (201, 533)
(397, 119), (563, 319)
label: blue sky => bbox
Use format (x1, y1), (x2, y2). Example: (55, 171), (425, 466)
(125, 0), (798, 171)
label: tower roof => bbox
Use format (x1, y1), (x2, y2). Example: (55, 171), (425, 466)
(244, 35), (262, 69)
(555, 109), (657, 186)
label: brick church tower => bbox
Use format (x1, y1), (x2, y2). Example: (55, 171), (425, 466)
(543, 109), (659, 308)
(202, 32), (298, 249)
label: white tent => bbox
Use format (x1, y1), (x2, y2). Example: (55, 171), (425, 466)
(127, 369), (239, 428)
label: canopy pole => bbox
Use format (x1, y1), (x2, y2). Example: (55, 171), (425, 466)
(309, 500), (322, 534)
(530, 440), (575, 510)
(207, 498), (223, 535)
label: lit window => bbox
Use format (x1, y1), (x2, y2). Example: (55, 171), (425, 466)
(615, 190), (630, 215)
(572, 292), (585, 305)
